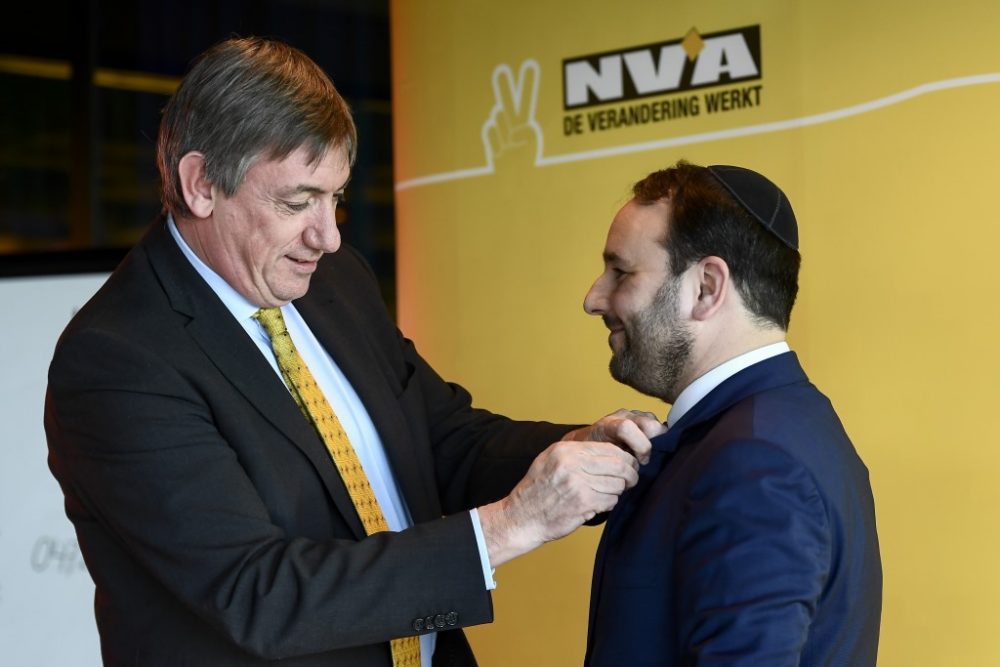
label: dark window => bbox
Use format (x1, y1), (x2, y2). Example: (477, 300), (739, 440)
(0, 0), (395, 311)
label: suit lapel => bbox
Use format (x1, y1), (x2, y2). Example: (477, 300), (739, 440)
(586, 425), (680, 657)
(586, 352), (810, 658)
(294, 278), (439, 523)
(143, 221), (369, 538)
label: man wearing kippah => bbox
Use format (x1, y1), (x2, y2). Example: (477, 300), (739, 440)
(582, 161), (882, 665)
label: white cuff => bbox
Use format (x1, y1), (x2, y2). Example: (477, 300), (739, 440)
(469, 508), (497, 590)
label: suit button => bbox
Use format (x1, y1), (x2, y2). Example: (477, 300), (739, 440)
(446, 611), (458, 626)
(424, 615), (435, 630)
(412, 618), (424, 632)
(434, 614), (446, 628)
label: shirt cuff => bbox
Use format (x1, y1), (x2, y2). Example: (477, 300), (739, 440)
(469, 508), (497, 590)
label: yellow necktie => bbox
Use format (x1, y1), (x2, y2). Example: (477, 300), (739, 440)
(254, 307), (421, 667)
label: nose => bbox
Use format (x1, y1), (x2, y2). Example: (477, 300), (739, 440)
(583, 273), (608, 316)
(305, 201), (341, 253)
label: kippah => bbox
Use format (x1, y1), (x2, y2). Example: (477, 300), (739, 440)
(706, 165), (799, 250)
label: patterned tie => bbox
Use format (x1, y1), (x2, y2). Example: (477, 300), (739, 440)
(254, 307), (421, 667)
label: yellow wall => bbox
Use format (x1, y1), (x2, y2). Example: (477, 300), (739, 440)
(391, 1), (1000, 664)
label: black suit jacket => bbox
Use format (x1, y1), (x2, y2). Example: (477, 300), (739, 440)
(45, 219), (570, 666)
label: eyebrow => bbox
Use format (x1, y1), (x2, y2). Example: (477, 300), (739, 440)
(277, 185), (329, 197)
(603, 250), (623, 264)
(277, 176), (352, 198)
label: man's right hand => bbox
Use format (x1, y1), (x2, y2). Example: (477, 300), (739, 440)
(477, 439), (640, 568)
(562, 408), (666, 465)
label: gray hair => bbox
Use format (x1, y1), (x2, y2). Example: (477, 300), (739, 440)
(157, 36), (357, 216)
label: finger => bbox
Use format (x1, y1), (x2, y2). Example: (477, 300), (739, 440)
(627, 411), (667, 439)
(486, 124), (503, 160)
(577, 472), (628, 496)
(561, 410), (631, 443)
(565, 487), (622, 518)
(593, 465), (638, 491)
(493, 66), (519, 118)
(510, 125), (537, 150)
(513, 61), (538, 123)
(589, 490), (627, 514)
(494, 110), (513, 147)
(600, 420), (653, 465)
(576, 443), (641, 481)
(616, 459), (640, 489)
(579, 450), (639, 484)
(578, 440), (640, 467)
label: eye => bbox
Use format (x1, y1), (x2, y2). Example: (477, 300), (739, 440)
(282, 199), (312, 213)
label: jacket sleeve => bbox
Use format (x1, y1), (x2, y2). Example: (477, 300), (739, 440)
(674, 439), (831, 666)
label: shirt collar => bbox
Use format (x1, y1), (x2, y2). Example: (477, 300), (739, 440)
(166, 213), (261, 325)
(666, 341), (790, 428)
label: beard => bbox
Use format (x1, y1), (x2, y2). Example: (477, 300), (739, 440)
(608, 278), (693, 403)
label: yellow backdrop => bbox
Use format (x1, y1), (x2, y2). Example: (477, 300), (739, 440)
(391, 1), (1000, 664)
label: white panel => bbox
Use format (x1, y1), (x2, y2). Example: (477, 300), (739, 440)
(0, 273), (109, 665)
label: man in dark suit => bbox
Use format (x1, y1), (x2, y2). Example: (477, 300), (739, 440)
(44, 37), (659, 666)
(582, 161), (882, 666)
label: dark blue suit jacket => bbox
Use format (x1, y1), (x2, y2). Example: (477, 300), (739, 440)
(585, 352), (881, 666)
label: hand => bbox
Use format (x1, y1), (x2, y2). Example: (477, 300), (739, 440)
(481, 60), (542, 170)
(478, 439), (639, 568)
(563, 408), (666, 465)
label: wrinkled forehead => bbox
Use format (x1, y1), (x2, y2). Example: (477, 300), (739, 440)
(242, 143), (352, 192)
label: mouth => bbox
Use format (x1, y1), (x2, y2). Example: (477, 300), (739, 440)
(286, 255), (321, 271)
(607, 326), (625, 348)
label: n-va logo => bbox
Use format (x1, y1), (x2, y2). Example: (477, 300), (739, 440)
(562, 25), (761, 110)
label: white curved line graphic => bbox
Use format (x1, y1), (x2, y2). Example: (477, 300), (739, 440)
(395, 72), (1000, 192)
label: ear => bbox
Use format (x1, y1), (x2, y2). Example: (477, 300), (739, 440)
(690, 256), (730, 321)
(177, 152), (215, 219)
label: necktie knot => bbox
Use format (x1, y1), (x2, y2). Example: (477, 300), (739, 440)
(254, 307), (288, 340)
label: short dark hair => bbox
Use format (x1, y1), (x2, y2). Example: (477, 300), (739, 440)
(157, 36), (357, 216)
(632, 160), (800, 330)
